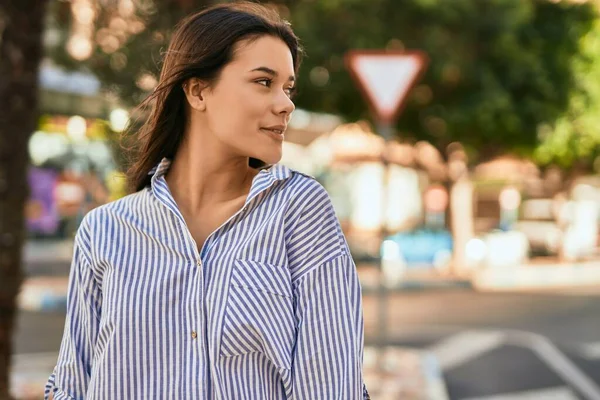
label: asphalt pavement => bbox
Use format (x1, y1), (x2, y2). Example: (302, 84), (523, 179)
(363, 289), (600, 399)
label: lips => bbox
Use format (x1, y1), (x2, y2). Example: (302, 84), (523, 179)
(260, 126), (285, 141)
(261, 125), (286, 135)
(261, 128), (284, 135)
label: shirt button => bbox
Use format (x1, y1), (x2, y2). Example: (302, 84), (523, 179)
(191, 331), (197, 339)
(196, 260), (201, 267)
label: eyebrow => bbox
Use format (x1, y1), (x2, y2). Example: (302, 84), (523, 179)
(250, 66), (295, 82)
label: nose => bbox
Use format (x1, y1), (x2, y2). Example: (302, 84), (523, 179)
(273, 90), (295, 116)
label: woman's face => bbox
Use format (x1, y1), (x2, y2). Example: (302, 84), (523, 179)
(196, 35), (296, 166)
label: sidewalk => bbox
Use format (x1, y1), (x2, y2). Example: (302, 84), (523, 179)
(19, 240), (71, 312)
(22, 239), (72, 277)
(363, 347), (449, 400)
(357, 262), (473, 293)
(19, 276), (68, 312)
(11, 352), (56, 400)
(20, 243), (600, 314)
(359, 258), (600, 294)
(473, 259), (600, 292)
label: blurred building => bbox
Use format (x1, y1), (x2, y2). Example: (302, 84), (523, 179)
(28, 61), (124, 239)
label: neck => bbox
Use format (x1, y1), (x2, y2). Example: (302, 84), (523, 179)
(164, 137), (258, 213)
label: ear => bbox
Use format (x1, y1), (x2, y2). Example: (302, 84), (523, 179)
(182, 78), (209, 111)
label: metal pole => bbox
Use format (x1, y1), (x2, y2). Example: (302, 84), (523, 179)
(376, 122), (393, 351)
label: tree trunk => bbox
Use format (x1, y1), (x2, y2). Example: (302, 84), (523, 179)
(0, 1), (47, 398)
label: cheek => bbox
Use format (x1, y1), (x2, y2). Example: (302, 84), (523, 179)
(221, 94), (266, 130)
(207, 86), (269, 142)
(210, 110), (258, 147)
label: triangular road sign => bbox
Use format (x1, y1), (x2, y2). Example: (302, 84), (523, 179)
(345, 50), (428, 124)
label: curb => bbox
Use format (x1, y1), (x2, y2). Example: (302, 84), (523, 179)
(357, 263), (473, 293)
(361, 279), (472, 294)
(421, 352), (451, 399)
(23, 240), (73, 265)
(473, 262), (600, 292)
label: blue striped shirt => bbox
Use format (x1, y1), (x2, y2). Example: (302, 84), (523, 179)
(45, 158), (369, 399)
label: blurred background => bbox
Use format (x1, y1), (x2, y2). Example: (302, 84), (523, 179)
(5, 0), (600, 399)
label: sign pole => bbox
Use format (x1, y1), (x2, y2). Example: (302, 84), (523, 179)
(344, 50), (428, 353)
(377, 121), (393, 349)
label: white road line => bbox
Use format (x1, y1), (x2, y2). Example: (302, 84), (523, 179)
(421, 352), (451, 400)
(427, 330), (505, 370)
(579, 342), (600, 360)
(507, 331), (600, 400)
(463, 386), (579, 400)
(420, 325), (600, 400)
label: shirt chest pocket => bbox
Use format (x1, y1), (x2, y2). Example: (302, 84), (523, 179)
(220, 259), (296, 370)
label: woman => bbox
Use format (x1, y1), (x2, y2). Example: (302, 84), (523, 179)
(45, 2), (369, 399)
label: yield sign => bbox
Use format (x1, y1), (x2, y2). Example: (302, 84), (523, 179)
(345, 50), (428, 124)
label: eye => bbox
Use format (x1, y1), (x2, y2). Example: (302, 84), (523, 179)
(256, 78), (272, 88)
(255, 78), (296, 98)
(285, 86), (297, 98)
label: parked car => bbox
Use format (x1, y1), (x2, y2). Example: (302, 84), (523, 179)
(380, 227), (453, 284)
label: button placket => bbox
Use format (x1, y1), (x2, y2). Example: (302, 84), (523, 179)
(195, 260), (206, 370)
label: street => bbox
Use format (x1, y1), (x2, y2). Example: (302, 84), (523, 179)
(14, 280), (600, 399)
(361, 289), (600, 399)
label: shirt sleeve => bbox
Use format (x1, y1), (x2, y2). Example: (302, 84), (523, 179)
(290, 253), (369, 399)
(44, 232), (101, 400)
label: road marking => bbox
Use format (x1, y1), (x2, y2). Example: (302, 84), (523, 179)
(506, 330), (600, 400)
(463, 386), (579, 400)
(418, 325), (600, 400)
(579, 342), (600, 360)
(428, 330), (505, 370)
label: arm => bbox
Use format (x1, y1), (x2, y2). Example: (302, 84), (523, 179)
(291, 253), (369, 399)
(286, 178), (369, 399)
(44, 226), (101, 400)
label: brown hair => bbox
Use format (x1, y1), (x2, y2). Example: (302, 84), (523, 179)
(125, 1), (303, 192)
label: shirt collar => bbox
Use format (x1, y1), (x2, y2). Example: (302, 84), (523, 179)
(148, 157), (292, 204)
(149, 158), (293, 225)
(148, 157), (172, 180)
(148, 157), (292, 182)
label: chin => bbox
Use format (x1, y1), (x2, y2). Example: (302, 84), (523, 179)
(256, 152), (282, 166)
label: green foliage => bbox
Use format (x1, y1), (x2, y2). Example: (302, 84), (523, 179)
(290, 0), (600, 165)
(534, 16), (600, 168)
(47, 0), (600, 167)
(47, 0), (213, 105)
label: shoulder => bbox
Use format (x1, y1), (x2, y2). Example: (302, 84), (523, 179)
(76, 189), (152, 241)
(284, 167), (333, 214)
(282, 167), (341, 235)
(287, 166), (317, 182)
(74, 189), (155, 265)
(281, 169), (351, 278)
